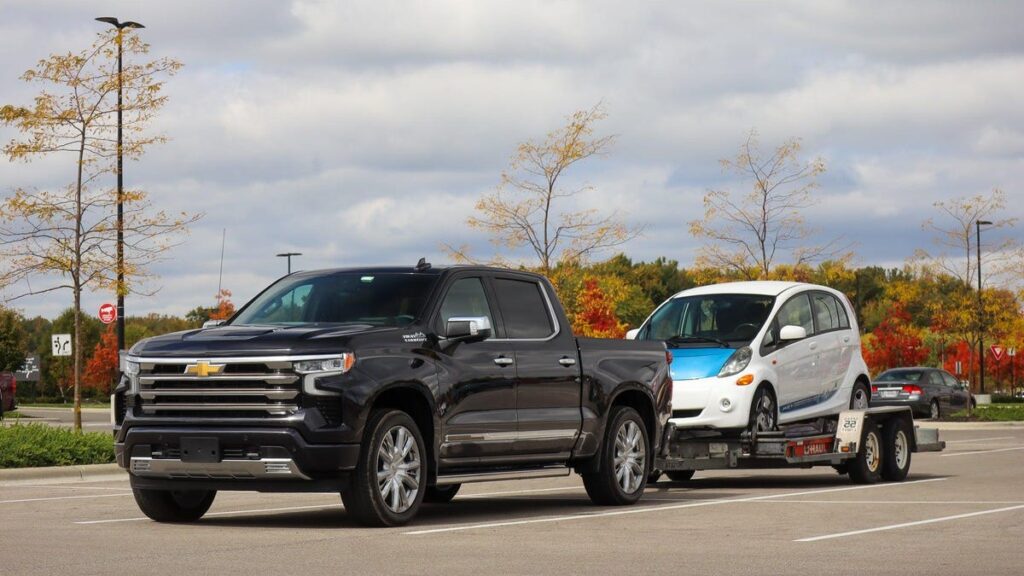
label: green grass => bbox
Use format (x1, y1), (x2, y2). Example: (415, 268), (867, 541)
(950, 403), (1024, 422)
(0, 423), (115, 468)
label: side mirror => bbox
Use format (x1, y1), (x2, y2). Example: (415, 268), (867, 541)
(202, 319), (225, 329)
(779, 325), (807, 341)
(444, 316), (492, 343)
(625, 328), (640, 340)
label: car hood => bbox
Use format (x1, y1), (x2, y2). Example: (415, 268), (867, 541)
(668, 346), (735, 380)
(130, 324), (393, 357)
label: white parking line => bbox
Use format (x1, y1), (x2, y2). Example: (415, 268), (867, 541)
(76, 503), (342, 525)
(756, 500), (1024, 505)
(795, 504), (1024, 542)
(403, 478), (947, 535)
(944, 436), (1015, 444)
(941, 446), (1024, 457)
(1, 493), (132, 505)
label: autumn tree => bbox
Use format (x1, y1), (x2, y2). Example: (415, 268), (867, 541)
(449, 104), (639, 274)
(571, 278), (628, 338)
(208, 289), (236, 321)
(689, 131), (848, 279)
(84, 324), (119, 395)
(862, 303), (930, 375)
(0, 29), (196, 430)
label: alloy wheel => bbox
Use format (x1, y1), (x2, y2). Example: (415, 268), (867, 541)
(376, 425), (421, 514)
(851, 386), (870, 410)
(613, 421), (646, 494)
(754, 392), (776, 432)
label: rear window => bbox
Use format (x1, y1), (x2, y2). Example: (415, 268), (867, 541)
(492, 278), (555, 339)
(876, 370), (924, 382)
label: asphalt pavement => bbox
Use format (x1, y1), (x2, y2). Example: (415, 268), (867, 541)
(2, 426), (1022, 575)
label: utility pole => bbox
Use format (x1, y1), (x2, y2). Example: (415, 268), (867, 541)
(276, 252), (302, 275)
(976, 219), (992, 394)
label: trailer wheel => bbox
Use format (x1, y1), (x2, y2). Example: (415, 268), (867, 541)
(880, 418), (912, 482)
(832, 464), (849, 476)
(665, 470), (695, 482)
(847, 423), (883, 484)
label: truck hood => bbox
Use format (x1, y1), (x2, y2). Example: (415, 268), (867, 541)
(131, 324), (392, 357)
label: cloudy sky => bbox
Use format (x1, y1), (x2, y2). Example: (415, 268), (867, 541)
(1, 0), (1022, 319)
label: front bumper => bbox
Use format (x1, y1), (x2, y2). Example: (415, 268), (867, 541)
(117, 426), (360, 487)
(669, 376), (754, 429)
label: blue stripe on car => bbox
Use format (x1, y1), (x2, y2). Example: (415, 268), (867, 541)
(669, 347), (734, 380)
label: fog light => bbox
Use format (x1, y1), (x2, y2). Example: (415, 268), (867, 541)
(720, 398), (733, 412)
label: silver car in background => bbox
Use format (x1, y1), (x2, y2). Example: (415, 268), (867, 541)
(871, 367), (975, 419)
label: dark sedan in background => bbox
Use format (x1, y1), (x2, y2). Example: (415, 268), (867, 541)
(0, 372), (16, 416)
(871, 367), (975, 419)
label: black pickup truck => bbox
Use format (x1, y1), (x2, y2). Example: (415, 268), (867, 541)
(115, 262), (672, 526)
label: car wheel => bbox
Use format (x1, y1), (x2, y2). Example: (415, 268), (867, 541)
(969, 397), (977, 410)
(930, 400), (940, 420)
(341, 409), (426, 527)
(423, 484), (461, 504)
(665, 470), (696, 482)
(849, 381), (871, 410)
(848, 423), (883, 484)
(748, 385), (777, 434)
(582, 406), (649, 506)
(880, 418), (912, 482)
(130, 477), (216, 523)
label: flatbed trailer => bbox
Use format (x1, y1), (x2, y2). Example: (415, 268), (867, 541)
(653, 406), (944, 484)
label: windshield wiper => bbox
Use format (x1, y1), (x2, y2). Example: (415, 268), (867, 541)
(666, 335), (730, 348)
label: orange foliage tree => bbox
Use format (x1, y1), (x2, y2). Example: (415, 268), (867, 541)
(571, 277), (627, 338)
(862, 303), (930, 375)
(209, 289), (235, 321)
(84, 324), (119, 395)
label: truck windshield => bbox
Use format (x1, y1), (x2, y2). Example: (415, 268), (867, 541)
(231, 272), (438, 327)
(640, 294), (774, 345)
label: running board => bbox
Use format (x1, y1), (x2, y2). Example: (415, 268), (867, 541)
(435, 466), (571, 486)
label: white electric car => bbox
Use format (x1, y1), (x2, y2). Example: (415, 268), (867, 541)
(628, 281), (871, 433)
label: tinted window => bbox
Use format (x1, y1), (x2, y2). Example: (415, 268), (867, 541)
(232, 272), (436, 327)
(941, 372), (959, 388)
(776, 294), (814, 335)
(811, 292), (840, 332)
(642, 294), (774, 344)
(493, 278), (554, 339)
(438, 278), (494, 330)
(928, 371), (943, 386)
(834, 295), (851, 329)
(876, 370), (924, 382)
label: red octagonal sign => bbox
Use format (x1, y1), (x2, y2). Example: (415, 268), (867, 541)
(99, 303), (117, 324)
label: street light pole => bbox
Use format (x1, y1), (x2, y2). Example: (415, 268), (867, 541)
(96, 17), (144, 359)
(976, 219), (992, 394)
(276, 252), (302, 274)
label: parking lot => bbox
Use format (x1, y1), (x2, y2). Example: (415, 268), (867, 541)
(2, 426), (1022, 576)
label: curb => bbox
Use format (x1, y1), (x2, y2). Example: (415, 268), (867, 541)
(921, 421), (1024, 430)
(0, 463), (125, 485)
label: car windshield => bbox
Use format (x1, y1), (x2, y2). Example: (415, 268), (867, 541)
(875, 370), (924, 382)
(231, 272), (438, 327)
(639, 293), (774, 345)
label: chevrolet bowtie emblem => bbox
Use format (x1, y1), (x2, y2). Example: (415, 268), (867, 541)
(184, 361), (225, 377)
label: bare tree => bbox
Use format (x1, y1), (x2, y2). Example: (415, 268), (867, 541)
(448, 104), (639, 274)
(689, 131), (846, 279)
(0, 29), (198, 430)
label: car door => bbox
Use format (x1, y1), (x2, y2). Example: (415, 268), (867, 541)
(809, 291), (844, 402)
(490, 274), (581, 457)
(941, 371), (967, 411)
(432, 274), (518, 464)
(926, 370), (948, 413)
(768, 292), (820, 415)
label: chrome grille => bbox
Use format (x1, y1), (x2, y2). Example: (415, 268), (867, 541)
(136, 359), (300, 417)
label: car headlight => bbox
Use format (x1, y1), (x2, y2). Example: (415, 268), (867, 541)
(294, 354), (356, 375)
(124, 360), (140, 376)
(718, 347), (752, 378)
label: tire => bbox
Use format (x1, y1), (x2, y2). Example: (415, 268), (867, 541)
(423, 484), (461, 504)
(665, 470), (696, 483)
(930, 400), (940, 420)
(969, 397), (977, 410)
(748, 385), (777, 434)
(582, 406), (649, 506)
(880, 418), (912, 482)
(832, 463), (849, 476)
(130, 478), (216, 523)
(849, 381), (871, 410)
(847, 423), (883, 484)
(340, 409), (427, 527)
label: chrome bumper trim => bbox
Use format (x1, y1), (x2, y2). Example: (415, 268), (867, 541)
(129, 457), (311, 480)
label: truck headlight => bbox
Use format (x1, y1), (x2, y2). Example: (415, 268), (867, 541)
(718, 347), (752, 378)
(294, 354), (355, 375)
(124, 360), (140, 394)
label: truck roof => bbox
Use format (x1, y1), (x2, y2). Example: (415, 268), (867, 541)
(286, 264), (536, 277)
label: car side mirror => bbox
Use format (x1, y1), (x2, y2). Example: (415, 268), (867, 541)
(779, 325), (807, 341)
(625, 328), (639, 340)
(444, 316), (492, 343)
(202, 319), (225, 329)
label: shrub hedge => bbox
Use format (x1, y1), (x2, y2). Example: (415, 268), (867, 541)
(0, 423), (115, 468)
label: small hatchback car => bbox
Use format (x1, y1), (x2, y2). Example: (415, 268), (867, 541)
(629, 282), (871, 433)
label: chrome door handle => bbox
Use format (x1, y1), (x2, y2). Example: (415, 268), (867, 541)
(558, 357), (577, 367)
(493, 357), (514, 366)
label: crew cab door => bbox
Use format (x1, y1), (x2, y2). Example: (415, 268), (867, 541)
(490, 274), (581, 456)
(432, 275), (518, 463)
